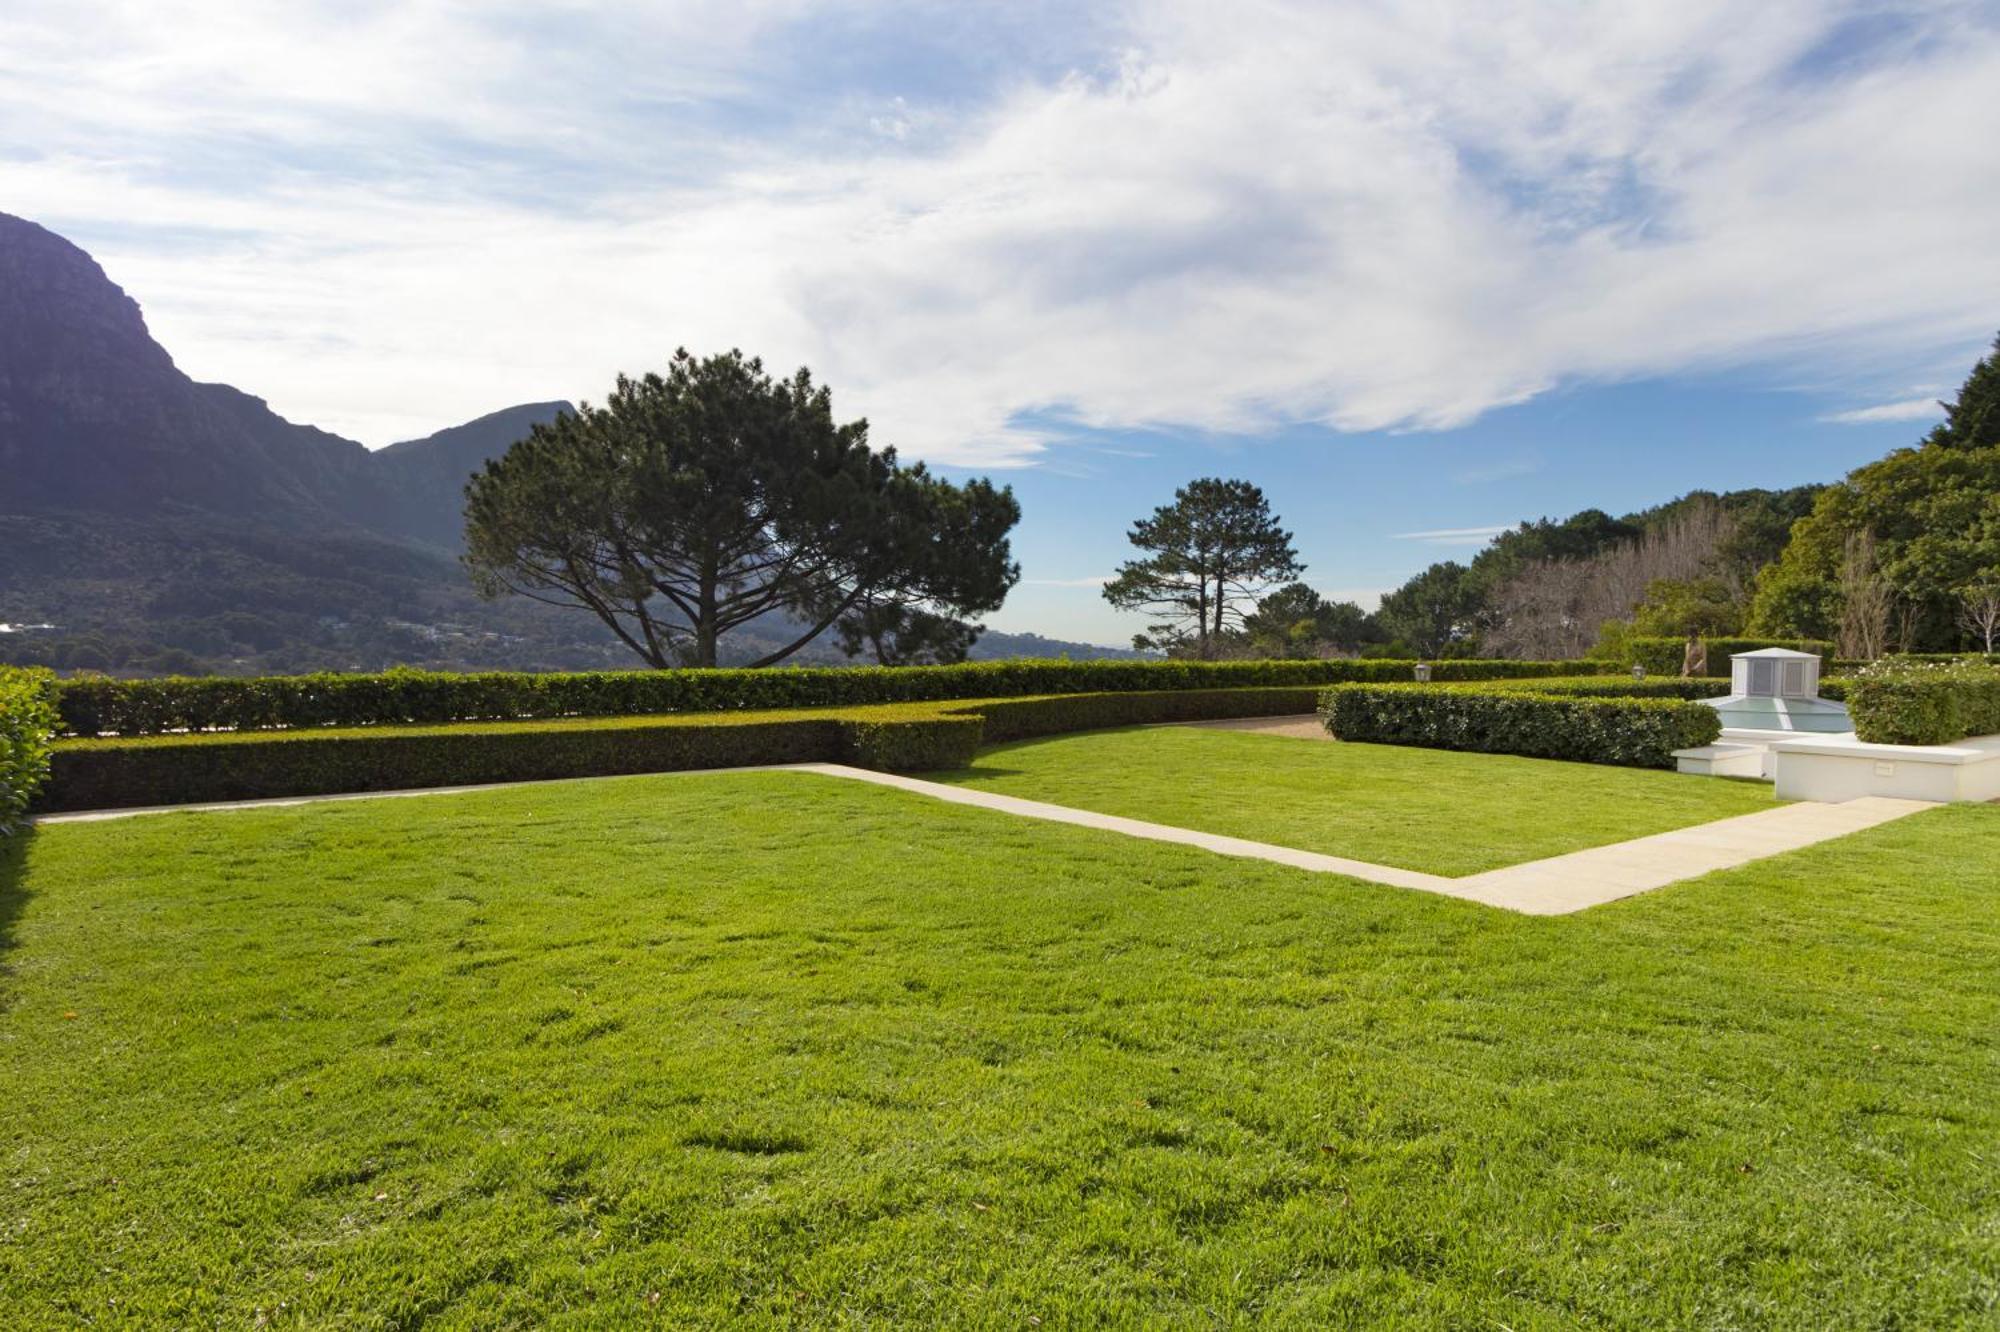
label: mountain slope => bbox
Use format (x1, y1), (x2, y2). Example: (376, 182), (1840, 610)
(374, 402), (573, 548)
(0, 211), (606, 671)
(0, 212), (389, 522)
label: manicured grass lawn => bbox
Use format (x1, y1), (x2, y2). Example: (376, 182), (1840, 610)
(938, 725), (1779, 874)
(3, 772), (1996, 1328)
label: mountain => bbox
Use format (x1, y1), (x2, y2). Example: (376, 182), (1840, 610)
(0, 213), (1135, 674)
(967, 630), (1146, 661)
(374, 403), (573, 548)
(0, 214), (380, 523)
(0, 211), (619, 673)
(0, 211), (572, 545)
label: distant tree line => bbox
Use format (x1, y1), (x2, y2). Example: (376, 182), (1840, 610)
(452, 336), (2000, 671)
(1095, 333), (2000, 664)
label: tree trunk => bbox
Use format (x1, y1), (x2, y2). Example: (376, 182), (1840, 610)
(695, 557), (719, 667)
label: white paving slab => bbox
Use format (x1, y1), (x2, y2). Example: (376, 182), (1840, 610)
(35, 763), (1934, 916)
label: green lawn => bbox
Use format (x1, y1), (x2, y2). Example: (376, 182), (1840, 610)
(938, 725), (1779, 874)
(3, 771), (1996, 1328)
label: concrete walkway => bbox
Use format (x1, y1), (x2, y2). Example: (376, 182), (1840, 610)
(36, 761), (1934, 916)
(806, 766), (1930, 914)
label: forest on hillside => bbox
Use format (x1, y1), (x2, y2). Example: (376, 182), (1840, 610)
(1211, 335), (2000, 663)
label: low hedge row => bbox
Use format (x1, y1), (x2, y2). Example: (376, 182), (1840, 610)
(1485, 675), (1731, 701)
(970, 686), (1322, 743)
(1, 667), (59, 833)
(1318, 682), (1722, 768)
(53, 658), (1604, 737)
(1621, 638), (1834, 676)
(1883, 652), (2000, 663)
(36, 687), (1326, 812)
(1844, 660), (2000, 745)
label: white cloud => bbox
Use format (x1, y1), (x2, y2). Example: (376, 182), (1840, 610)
(1391, 525), (1512, 546)
(1819, 396), (1947, 424)
(3, 1), (1998, 459)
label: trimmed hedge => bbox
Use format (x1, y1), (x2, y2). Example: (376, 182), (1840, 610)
(37, 687), (1326, 812)
(1874, 653), (2000, 666)
(1319, 682), (1722, 769)
(1, 667), (59, 833)
(1845, 660), (2000, 746)
(839, 715), (985, 773)
(1622, 638), (1834, 676)
(970, 686), (1322, 743)
(52, 658), (1605, 738)
(1485, 675), (1732, 701)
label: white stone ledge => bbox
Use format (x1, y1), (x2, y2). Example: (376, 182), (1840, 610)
(1770, 733), (2000, 803)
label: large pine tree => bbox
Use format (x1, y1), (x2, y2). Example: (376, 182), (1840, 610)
(463, 350), (1020, 668)
(1101, 478), (1303, 658)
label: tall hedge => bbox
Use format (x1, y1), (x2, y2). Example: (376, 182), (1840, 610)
(1319, 682), (1721, 769)
(1621, 638), (1834, 676)
(1, 667), (59, 833)
(1845, 660), (2000, 745)
(51, 658), (1602, 737)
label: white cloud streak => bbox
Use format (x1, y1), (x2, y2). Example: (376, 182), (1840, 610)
(1819, 396), (1948, 424)
(1390, 525), (1512, 546)
(3, 1), (1998, 460)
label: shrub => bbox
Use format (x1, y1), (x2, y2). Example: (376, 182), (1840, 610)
(51, 658), (1607, 738)
(1483, 675), (1731, 701)
(43, 713), (845, 813)
(1845, 659), (2000, 745)
(838, 714), (985, 772)
(38, 687), (1324, 812)
(1319, 683), (1721, 769)
(967, 687), (1323, 742)
(1, 667), (60, 833)
(1622, 638), (1834, 676)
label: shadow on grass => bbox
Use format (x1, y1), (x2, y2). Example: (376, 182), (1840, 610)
(0, 828), (32, 1009)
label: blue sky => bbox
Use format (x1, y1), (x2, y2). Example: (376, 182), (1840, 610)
(4, 1), (1998, 644)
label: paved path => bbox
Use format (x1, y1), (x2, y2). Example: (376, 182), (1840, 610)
(37, 761), (1934, 916)
(1174, 713), (1331, 740)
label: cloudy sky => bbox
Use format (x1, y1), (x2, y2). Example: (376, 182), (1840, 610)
(6, 0), (2000, 643)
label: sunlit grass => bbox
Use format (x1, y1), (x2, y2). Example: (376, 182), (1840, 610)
(2, 771), (1994, 1327)
(939, 724), (1777, 874)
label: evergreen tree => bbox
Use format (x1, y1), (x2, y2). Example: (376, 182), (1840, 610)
(1749, 334), (2000, 650)
(1102, 479), (1303, 658)
(464, 350), (1019, 668)
(1375, 561), (1482, 656)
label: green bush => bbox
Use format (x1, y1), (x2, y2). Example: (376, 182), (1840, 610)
(38, 687), (1325, 812)
(52, 658), (1606, 738)
(968, 687), (1323, 742)
(1877, 653), (2000, 666)
(1832, 652), (2000, 676)
(1483, 675), (1731, 701)
(1845, 660), (2000, 745)
(1622, 638), (1834, 676)
(43, 714), (841, 813)
(838, 715), (985, 772)
(1, 667), (60, 833)
(1318, 683), (1722, 769)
